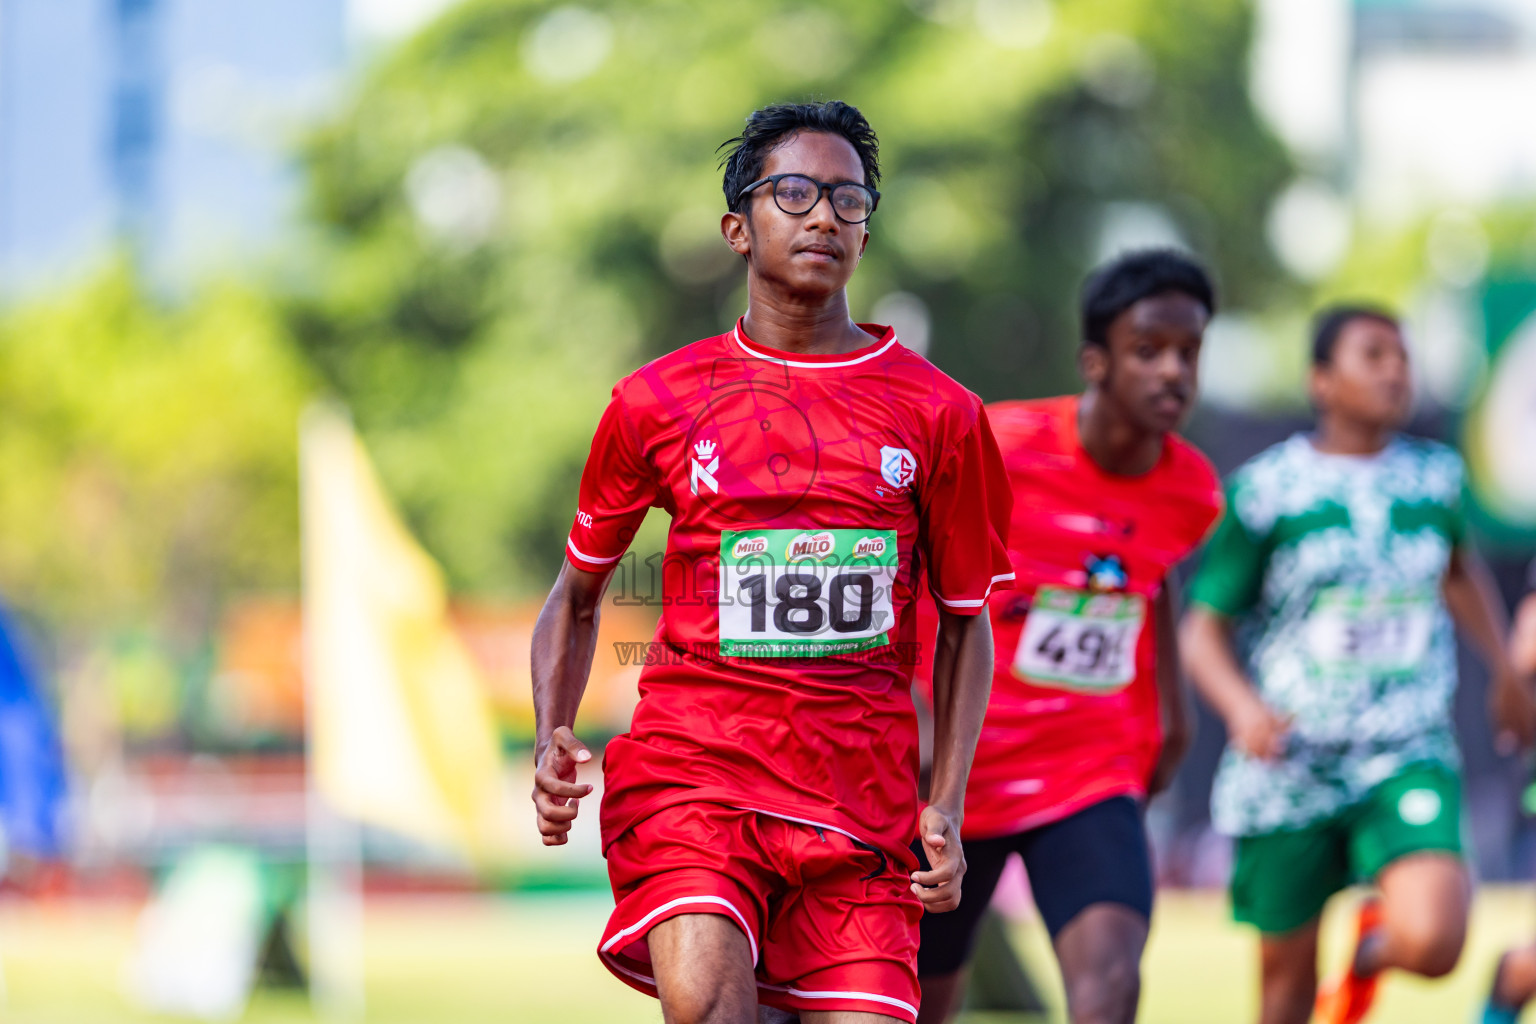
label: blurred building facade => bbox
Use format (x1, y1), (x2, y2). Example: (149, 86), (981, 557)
(0, 0), (347, 293)
(1256, 0), (1536, 276)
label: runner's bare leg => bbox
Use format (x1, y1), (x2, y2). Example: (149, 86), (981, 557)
(1362, 852), (1468, 978)
(650, 914), (759, 1024)
(1054, 903), (1149, 1024)
(914, 970), (966, 1024)
(1491, 944), (1536, 1007)
(1257, 919), (1320, 1024)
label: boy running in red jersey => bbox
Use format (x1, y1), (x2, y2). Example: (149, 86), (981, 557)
(915, 250), (1222, 1024)
(531, 101), (1014, 1024)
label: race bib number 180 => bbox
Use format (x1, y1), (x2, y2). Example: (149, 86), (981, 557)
(718, 528), (898, 658)
(1012, 586), (1145, 691)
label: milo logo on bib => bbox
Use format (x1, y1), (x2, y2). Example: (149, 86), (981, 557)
(718, 528), (899, 658)
(853, 536), (887, 558)
(731, 535), (769, 559)
(786, 531), (836, 561)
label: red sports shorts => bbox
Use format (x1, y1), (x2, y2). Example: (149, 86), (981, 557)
(599, 801), (922, 1022)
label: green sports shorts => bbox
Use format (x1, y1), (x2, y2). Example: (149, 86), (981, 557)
(1230, 763), (1463, 935)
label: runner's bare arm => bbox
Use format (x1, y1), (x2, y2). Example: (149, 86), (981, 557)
(1442, 546), (1536, 752)
(531, 561), (610, 846)
(1178, 606), (1289, 761)
(908, 681), (934, 802)
(1513, 593), (1536, 679)
(913, 608), (994, 912)
(1148, 582), (1193, 795)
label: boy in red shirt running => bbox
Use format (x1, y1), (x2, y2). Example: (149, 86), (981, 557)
(531, 101), (1014, 1024)
(915, 251), (1222, 1024)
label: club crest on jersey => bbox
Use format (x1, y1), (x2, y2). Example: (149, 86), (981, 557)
(879, 445), (917, 490)
(1085, 554), (1129, 593)
(786, 531), (836, 562)
(731, 535), (768, 559)
(691, 439), (720, 495)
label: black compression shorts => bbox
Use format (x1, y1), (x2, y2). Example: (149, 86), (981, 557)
(914, 795), (1154, 975)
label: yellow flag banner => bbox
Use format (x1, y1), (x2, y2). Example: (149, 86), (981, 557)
(300, 403), (505, 861)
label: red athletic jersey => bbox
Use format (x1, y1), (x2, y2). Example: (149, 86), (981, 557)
(930, 395), (1221, 838)
(566, 320), (1014, 862)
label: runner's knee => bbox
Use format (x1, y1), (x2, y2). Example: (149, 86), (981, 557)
(1389, 919), (1464, 978)
(661, 982), (755, 1024)
(650, 914), (758, 1024)
(1064, 955), (1140, 1024)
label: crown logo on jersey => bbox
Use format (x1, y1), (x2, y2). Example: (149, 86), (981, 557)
(690, 438), (721, 495)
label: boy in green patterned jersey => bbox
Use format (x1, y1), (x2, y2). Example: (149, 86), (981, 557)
(1180, 305), (1536, 1024)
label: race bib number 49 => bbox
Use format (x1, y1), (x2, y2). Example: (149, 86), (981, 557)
(718, 528), (898, 658)
(1012, 586), (1145, 691)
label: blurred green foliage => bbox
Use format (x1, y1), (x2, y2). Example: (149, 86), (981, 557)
(0, 270), (312, 634)
(291, 0), (1294, 594)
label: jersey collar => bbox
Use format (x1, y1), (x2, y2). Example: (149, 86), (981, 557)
(732, 318), (898, 369)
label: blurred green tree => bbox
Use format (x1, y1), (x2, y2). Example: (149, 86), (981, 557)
(292, 0), (1294, 593)
(0, 269), (312, 638)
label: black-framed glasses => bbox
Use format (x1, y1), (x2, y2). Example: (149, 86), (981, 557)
(736, 173), (880, 224)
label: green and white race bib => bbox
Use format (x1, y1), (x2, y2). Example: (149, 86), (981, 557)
(1012, 586), (1145, 691)
(718, 528), (898, 658)
(1305, 586), (1436, 675)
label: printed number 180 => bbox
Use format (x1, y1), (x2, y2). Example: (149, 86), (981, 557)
(737, 572), (875, 635)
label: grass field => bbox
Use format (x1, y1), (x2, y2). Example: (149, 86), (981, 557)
(3, 888), (1535, 1023)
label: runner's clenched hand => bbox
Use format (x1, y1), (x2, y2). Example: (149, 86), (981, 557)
(1489, 665), (1536, 755)
(911, 804), (966, 913)
(533, 726), (593, 846)
(1228, 695), (1290, 761)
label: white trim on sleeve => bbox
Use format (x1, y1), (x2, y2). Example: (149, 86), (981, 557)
(566, 537), (625, 566)
(933, 571), (1015, 609)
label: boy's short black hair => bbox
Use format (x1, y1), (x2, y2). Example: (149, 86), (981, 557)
(1311, 304), (1399, 367)
(1080, 248), (1216, 348)
(719, 101), (881, 213)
